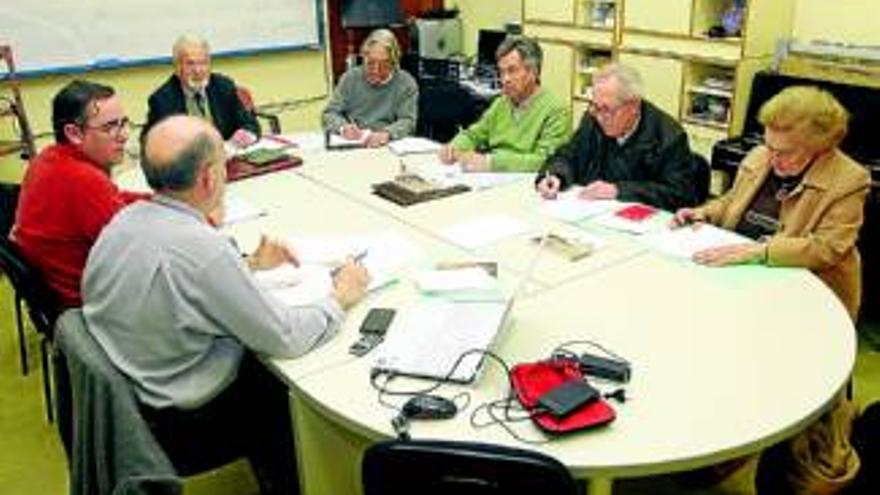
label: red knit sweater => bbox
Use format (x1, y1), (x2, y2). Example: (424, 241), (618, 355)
(11, 144), (148, 307)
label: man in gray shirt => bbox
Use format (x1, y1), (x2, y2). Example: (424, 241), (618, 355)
(321, 28), (418, 147)
(82, 115), (368, 495)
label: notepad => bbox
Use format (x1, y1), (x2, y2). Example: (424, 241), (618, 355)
(642, 224), (755, 260)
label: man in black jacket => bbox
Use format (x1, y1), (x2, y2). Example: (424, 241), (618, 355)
(536, 63), (697, 210)
(144, 34), (259, 147)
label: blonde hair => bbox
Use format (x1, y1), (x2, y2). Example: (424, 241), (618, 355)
(360, 29), (400, 68)
(758, 86), (849, 151)
(172, 34), (210, 64)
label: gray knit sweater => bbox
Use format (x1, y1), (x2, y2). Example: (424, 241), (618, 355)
(321, 66), (418, 139)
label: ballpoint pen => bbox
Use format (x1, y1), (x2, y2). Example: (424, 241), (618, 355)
(330, 249), (368, 277)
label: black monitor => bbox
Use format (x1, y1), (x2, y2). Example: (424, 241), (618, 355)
(477, 29), (507, 67)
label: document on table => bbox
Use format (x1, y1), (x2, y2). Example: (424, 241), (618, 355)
(254, 234), (408, 307)
(222, 195), (266, 226)
(327, 130), (372, 148)
(388, 137), (442, 155)
(254, 264), (335, 307)
(288, 231), (426, 278)
(538, 188), (620, 222)
(280, 132), (325, 152)
(642, 224), (755, 259)
(440, 214), (530, 249)
(403, 159), (530, 191)
(412, 267), (502, 300)
(591, 203), (665, 235)
(224, 135), (295, 158)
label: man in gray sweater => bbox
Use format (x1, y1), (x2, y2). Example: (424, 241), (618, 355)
(83, 115), (369, 495)
(321, 29), (418, 147)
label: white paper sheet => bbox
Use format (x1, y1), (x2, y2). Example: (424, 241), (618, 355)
(222, 195), (266, 226)
(538, 189), (620, 222)
(413, 267), (500, 294)
(642, 224), (755, 259)
(388, 137), (442, 155)
(402, 159), (529, 191)
(328, 130), (372, 148)
(440, 215), (530, 249)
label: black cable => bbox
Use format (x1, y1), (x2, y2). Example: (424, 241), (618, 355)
(551, 339), (630, 365)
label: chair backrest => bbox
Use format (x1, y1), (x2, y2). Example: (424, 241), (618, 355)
(236, 85), (281, 135)
(55, 309), (181, 495)
(0, 236), (59, 337)
(362, 439), (578, 495)
(693, 151), (711, 205)
(0, 182), (20, 238)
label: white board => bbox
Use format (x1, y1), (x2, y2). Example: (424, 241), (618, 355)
(0, 0), (323, 76)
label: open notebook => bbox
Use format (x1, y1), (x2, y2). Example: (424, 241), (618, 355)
(372, 234), (548, 384)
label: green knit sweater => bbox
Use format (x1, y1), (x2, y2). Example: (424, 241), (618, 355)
(449, 89), (571, 172)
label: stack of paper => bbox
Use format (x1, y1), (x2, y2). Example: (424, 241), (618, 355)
(388, 137), (442, 155)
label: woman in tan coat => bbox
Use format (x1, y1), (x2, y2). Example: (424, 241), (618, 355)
(673, 86), (870, 320)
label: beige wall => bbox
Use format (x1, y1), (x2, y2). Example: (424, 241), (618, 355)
(447, 0), (521, 58)
(2, 8), (333, 182)
(793, 0), (879, 45)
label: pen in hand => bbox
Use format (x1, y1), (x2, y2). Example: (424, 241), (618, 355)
(330, 249), (368, 278)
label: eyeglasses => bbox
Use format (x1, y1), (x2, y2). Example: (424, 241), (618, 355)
(82, 117), (131, 138)
(364, 57), (392, 70)
(586, 98), (629, 119)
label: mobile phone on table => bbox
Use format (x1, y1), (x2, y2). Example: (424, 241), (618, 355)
(350, 308), (396, 356)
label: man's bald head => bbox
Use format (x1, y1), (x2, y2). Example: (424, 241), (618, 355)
(141, 115), (224, 192)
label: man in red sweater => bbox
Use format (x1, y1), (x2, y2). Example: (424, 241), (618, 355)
(11, 80), (148, 308)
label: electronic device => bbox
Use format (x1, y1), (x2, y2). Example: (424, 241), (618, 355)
(476, 29), (507, 67)
(413, 18), (462, 60)
(579, 353), (631, 383)
(401, 394), (458, 419)
(349, 308), (396, 357)
(536, 379), (599, 418)
(372, 234), (547, 383)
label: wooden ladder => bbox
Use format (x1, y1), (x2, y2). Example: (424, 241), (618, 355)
(0, 45), (36, 162)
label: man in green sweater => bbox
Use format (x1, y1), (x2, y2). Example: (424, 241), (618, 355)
(438, 35), (570, 172)
(322, 29), (418, 148)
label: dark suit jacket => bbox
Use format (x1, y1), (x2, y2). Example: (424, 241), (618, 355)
(144, 73), (260, 140)
(542, 101), (696, 211)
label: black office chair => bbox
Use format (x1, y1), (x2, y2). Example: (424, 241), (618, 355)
(416, 81), (489, 142)
(0, 236), (60, 422)
(0, 182), (27, 374)
(693, 151), (712, 205)
(362, 439), (578, 495)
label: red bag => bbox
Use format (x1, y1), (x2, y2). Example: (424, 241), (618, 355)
(510, 359), (616, 434)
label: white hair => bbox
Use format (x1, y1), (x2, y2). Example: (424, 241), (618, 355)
(594, 63), (644, 102)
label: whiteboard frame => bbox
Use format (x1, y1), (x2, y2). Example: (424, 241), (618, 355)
(1, 0), (326, 79)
